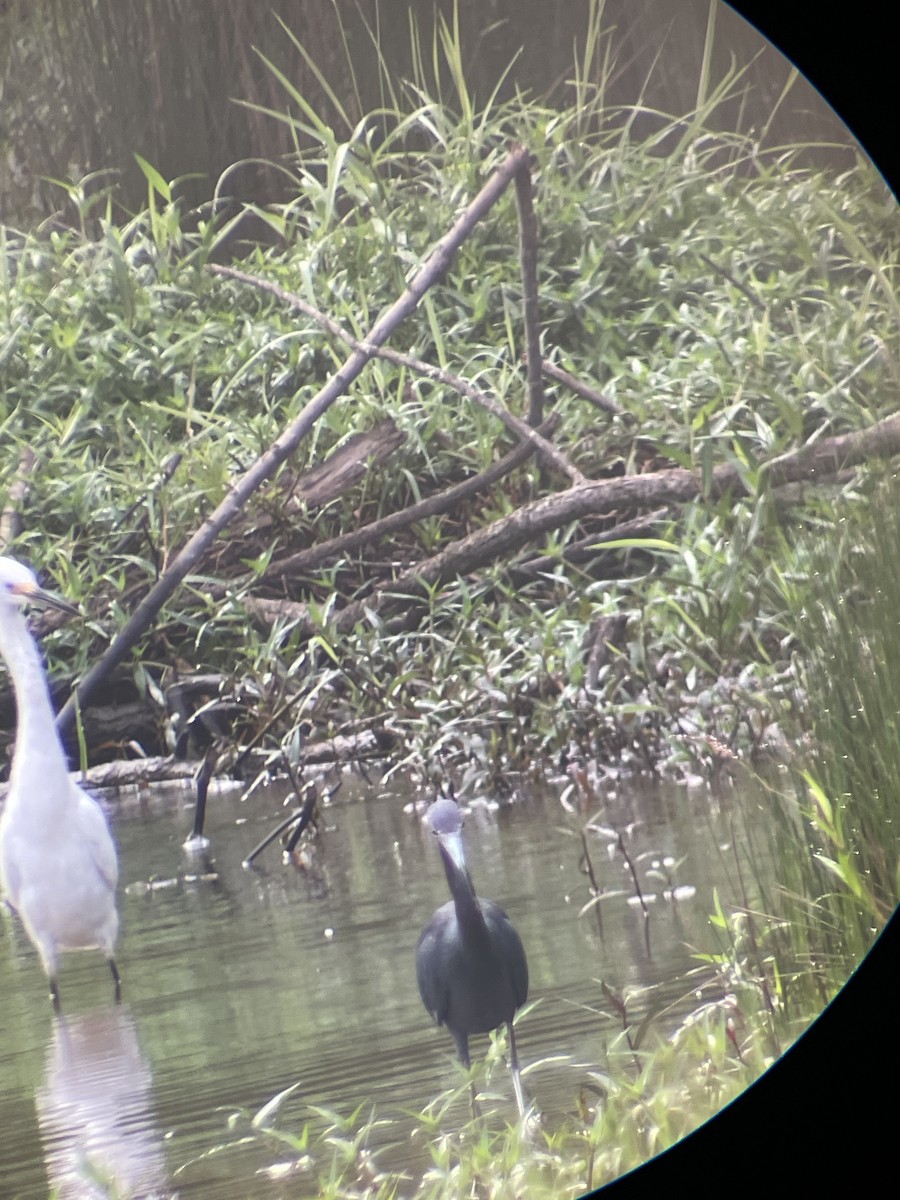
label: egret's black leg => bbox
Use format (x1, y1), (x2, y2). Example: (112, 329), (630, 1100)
(49, 977), (61, 1012)
(109, 958), (122, 1003)
(191, 747), (216, 840)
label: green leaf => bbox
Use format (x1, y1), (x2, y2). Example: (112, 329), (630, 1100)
(251, 1081), (304, 1130)
(133, 154), (171, 202)
(708, 887), (728, 929)
(802, 771), (834, 833)
(589, 537), (680, 554)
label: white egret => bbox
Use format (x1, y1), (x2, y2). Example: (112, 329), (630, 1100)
(0, 556), (120, 1007)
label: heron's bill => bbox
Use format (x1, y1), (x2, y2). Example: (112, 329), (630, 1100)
(438, 829), (468, 877)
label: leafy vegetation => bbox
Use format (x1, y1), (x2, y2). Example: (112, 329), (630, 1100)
(2, 28), (897, 790)
(4, 7), (899, 1196)
(176, 979), (774, 1198)
(760, 477), (900, 995)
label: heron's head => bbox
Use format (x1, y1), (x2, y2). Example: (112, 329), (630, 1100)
(0, 556), (79, 617)
(425, 798), (468, 876)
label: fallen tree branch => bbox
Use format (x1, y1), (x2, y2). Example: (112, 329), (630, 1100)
(535, 357), (623, 417)
(325, 411), (900, 632)
(210, 263), (587, 485)
(513, 507), (671, 577)
(514, 155), (545, 425)
(188, 414), (560, 601)
(237, 412), (900, 638)
(259, 413), (560, 585)
(242, 595), (309, 628)
(6, 727), (393, 796)
(699, 252), (766, 313)
(198, 420), (408, 578)
(283, 419), (406, 511)
(57, 142), (533, 732)
(760, 414), (900, 482)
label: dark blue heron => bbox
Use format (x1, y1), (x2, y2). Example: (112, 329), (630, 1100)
(416, 797), (529, 1115)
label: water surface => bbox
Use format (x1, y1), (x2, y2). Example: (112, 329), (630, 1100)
(0, 770), (765, 1197)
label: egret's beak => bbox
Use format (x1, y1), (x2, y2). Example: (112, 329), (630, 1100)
(11, 582), (80, 618)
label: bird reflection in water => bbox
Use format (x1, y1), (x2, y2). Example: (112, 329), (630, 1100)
(35, 1005), (168, 1199)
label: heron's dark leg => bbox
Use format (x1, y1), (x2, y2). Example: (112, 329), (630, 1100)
(49, 977), (61, 1012)
(109, 958), (122, 1003)
(452, 1028), (471, 1070)
(507, 1021), (528, 1117)
(451, 1029), (482, 1119)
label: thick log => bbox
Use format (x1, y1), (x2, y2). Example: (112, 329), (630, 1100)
(235, 412), (900, 637)
(328, 412), (900, 631)
(284, 419), (406, 511)
(261, 414), (560, 584)
(0, 727), (394, 801)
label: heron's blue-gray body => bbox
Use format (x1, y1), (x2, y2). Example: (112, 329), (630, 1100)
(416, 798), (528, 1112)
(417, 894), (527, 1061)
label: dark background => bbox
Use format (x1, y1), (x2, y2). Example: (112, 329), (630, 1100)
(2, 0), (891, 228)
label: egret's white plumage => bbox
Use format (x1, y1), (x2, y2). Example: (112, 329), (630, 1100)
(0, 556), (120, 1007)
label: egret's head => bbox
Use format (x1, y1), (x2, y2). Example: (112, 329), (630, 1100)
(0, 556), (78, 616)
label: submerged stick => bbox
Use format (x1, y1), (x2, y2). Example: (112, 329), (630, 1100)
(242, 809), (304, 868)
(57, 142), (531, 732)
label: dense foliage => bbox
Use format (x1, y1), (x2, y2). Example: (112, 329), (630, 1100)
(1, 15), (898, 1193)
(1, 81), (897, 791)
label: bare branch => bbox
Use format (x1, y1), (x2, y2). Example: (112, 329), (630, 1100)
(535, 357), (623, 417)
(513, 154), (545, 425)
(210, 264), (587, 485)
(260, 414), (560, 585)
(57, 142), (532, 732)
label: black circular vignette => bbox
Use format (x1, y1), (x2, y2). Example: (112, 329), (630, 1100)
(727, 1), (898, 188)
(580, 907), (898, 1197)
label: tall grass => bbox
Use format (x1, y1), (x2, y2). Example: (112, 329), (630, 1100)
(779, 474), (900, 979)
(0, 0), (855, 227)
(0, 0), (897, 790)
